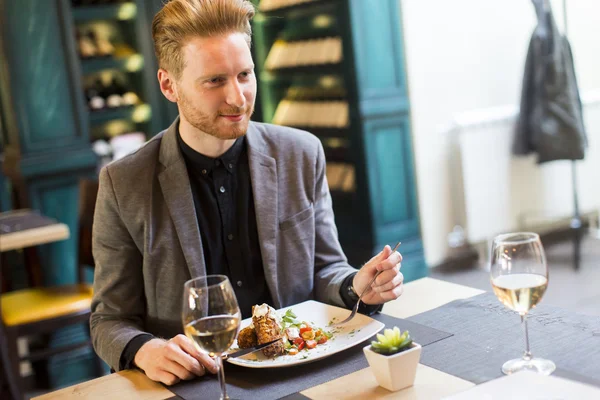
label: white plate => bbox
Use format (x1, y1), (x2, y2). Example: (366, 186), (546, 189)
(226, 300), (385, 368)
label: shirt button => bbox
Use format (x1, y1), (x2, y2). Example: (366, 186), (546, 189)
(227, 233), (234, 240)
(201, 169), (207, 175)
(215, 160), (221, 166)
(237, 280), (243, 287)
(219, 186), (226, 193)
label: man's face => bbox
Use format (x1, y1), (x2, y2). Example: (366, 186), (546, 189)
(174, 32), (256, 140)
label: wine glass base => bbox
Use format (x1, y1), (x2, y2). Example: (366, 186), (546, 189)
(501, 357), (556, 375)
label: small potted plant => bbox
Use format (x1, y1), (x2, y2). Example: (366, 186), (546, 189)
(363, 327), (422, 392)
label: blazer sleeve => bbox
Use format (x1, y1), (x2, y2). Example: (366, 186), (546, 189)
(514, 35), (536, 156)
(311, 139), (357, 307)
(90, 166), (150, 371)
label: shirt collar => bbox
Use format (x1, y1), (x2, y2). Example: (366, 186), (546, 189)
(177, 130), (245, 175)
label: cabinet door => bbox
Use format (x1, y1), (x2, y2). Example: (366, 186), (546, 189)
(348, 0), (408, 111)
(2, 0), (89, 154)
(362, 114), (420, 244)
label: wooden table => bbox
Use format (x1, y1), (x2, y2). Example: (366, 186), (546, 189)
(34, 278), (485, 400)
(0, 209), (69, 252)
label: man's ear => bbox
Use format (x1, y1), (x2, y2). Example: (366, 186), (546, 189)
(157, 69), (178, 103)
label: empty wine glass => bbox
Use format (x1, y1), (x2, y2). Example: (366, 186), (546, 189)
(490, 232), (556, 375)
(182, 275), (241, 399)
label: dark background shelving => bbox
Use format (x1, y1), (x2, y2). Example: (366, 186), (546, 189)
(251, 0), (426, 276)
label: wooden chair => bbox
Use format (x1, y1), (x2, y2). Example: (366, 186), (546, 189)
(0, 179), (103, 400)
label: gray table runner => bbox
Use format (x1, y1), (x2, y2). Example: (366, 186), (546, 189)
(407, 292), (600, 387)
(169, 313), (453, 400)
(0, 211), (58, 234)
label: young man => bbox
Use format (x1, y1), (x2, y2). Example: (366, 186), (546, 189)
(90, 0), (404, 386)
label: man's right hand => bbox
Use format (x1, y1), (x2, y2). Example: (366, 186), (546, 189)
(133, 335), (218, 385)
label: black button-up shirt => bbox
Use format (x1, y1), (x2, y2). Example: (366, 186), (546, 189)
(177, 132), (273, 318)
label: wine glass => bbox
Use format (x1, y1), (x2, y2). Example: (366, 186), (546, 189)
(490, 232), (556, 375)
(182, 275), (241, 400)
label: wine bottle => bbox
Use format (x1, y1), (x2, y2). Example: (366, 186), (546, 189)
(104, 77), (123, 108)
(86, 79), (105, 111)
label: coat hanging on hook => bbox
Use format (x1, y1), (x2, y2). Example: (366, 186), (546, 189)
(513, 0), (587, 164)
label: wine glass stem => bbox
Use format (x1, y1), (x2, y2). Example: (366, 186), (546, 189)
(521, 314), (532, 361)
(216, 355), (229, 400)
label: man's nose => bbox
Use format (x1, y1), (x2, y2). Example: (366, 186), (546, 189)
(225, 81), (245, 109)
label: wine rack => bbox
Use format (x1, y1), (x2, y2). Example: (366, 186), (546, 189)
(251, 0), (426, 277)
(70, 0), (172, 154)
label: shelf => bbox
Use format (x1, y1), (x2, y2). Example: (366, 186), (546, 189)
(89, 103), (151, 125)
(287, 126), (349, 138)
(280, 28), (339, 43)
(80, 54), (144, 75)
(265, 63), (343, 76)
(72, 2), (137, 23)
(330, 189), (355, 202)
(258, 0), (336, 16)
(323, 144), (350, 162)
(281, 93), (347, 101)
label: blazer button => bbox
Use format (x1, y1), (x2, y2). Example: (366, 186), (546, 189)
(237, 281), (243, 287)
(219, 186), (226, 193)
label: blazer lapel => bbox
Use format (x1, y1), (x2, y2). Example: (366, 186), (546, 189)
(246, 123), (280, 307)
(158, 118), (206, 279)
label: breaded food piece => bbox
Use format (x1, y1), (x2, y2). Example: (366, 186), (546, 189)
(252, 305), (285, 358)
(237, 326), (258, 349)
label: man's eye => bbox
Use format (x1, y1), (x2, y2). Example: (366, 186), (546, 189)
(209, 78), (223, 84)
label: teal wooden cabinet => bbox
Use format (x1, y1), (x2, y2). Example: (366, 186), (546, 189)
(0, 0), (97, 278)
(251, 0), (426, 279)
(0, 0), (99, 389)
(0, 0), (174, 389)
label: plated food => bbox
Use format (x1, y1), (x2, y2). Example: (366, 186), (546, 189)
(227, 300), (384, 368)
(237, 303), (332, 358)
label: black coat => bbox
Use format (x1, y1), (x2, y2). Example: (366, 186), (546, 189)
(513, 0), (587, 163)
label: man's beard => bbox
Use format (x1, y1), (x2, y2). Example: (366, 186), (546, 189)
(178, 91), (254, 140)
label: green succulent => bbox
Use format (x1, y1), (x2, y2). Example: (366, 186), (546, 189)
(370, 327), (412, 355)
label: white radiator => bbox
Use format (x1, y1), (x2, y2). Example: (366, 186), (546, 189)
(449, 89), (600, 246)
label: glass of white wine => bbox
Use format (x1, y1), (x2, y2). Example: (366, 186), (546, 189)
(490, 232), (556, 375)
(182, 275), (241, 400)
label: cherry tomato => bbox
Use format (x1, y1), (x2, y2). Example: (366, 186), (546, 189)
(317, 336), (328, 344)
(299, 326), (312, 335)
(305, 340), (317, 349)
(298, 341), (305, 350)
(293, 337), (304, 346)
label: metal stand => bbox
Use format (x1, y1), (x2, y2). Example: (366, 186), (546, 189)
(570, 161), (582, 270)
(564, 0), (583, 270)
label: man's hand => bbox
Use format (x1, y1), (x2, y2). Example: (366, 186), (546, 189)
(133, 335), (218, 385)
(352, 245), (403, 305)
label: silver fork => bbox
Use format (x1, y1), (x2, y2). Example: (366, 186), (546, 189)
(331, 242), (401, 327)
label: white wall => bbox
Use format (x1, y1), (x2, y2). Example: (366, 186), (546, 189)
(400, 0), (600, 266)
(454, 93), (600, 246)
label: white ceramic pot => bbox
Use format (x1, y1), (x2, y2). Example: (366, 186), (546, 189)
(363, 342), (422, 392)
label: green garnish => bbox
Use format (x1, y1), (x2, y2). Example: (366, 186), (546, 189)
(281, 309), (302, 330)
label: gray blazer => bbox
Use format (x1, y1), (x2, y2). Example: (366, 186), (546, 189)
(90, 119), (356, 371)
